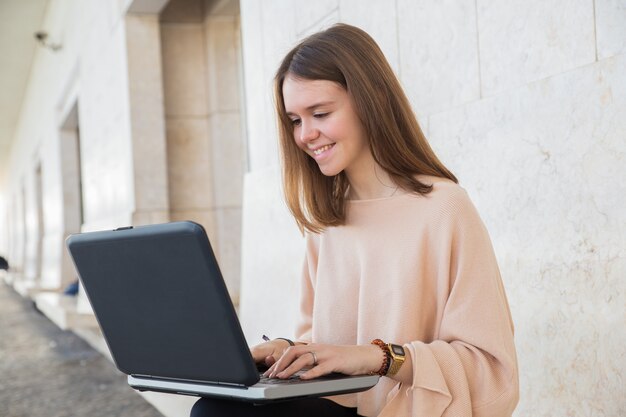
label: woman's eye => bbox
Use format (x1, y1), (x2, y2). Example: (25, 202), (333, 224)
(290, 118), (301, 126)
(313, 113), (328, 119)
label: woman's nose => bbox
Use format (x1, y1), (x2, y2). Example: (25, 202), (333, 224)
(299, 121), (319, 143)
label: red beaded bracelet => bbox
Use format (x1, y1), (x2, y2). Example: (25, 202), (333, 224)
(371, 339), (391, 376)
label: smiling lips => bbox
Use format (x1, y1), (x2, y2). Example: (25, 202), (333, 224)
(312, 144), (334, 156)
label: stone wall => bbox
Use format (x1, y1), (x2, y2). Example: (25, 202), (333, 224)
(237, 1), (626, 415)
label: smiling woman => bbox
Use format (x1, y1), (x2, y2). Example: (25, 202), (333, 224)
(283, 77), (371, 180)
(191, 23), (519, 417)
(274, 24), (457, 234)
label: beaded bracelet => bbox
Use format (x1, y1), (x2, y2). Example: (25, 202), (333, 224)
(371, 339), (391, 376)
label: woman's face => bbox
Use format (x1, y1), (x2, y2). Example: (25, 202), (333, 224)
(282, 75), (371, 178)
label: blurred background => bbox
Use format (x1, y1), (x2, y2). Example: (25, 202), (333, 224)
(0, 0), (624, 416)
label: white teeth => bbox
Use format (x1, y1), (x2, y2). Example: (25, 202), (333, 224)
(313, 144), (333, 155)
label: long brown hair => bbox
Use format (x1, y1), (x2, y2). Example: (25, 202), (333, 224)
(275, 23), (457, 233)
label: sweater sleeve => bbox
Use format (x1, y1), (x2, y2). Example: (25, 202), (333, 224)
(384, 189), (519, 417)
(294, 233), (318, 344)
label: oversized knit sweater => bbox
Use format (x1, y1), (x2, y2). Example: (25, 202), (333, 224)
(294, 178), (519, 417)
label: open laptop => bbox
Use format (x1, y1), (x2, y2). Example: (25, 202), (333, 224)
(66, 221), (379, 402)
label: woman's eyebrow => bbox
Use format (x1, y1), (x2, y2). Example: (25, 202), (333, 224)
(286, 101), (336, 116)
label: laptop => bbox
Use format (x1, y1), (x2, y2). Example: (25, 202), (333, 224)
(66, 221), (379, 402)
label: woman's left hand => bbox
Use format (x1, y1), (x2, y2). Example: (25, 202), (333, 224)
(264, 343), (383, 380)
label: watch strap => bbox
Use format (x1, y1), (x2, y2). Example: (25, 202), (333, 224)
(386, 343), (406, 376)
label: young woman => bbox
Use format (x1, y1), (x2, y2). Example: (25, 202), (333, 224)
(191, 23), (518, 417)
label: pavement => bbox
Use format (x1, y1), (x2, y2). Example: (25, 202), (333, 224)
(0, 282), (164, 417)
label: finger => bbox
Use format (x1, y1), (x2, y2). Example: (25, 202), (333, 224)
(269, 346), (300, 377)
(299, 364), (329, 380)
(264, 355), (276, 366)
(263, 362), (277, 377)
(276, 351), (317, 379)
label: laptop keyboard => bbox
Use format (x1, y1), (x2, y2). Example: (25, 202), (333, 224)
(258, 371), (308, 385)
(258, 370), (351, 385)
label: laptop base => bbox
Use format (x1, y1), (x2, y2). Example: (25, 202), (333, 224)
(128, 373), (379, 403)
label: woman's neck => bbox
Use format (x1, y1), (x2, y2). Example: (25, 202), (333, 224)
(346, 165), (398, 200)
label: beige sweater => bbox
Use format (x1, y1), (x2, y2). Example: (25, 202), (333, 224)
(295, 178), (519, 416)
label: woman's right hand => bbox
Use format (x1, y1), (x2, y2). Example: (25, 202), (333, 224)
(250, 339), (293, 368)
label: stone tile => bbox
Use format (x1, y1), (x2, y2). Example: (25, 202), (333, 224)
(6, 192), (25, 271)
(160, 23), (209, 117)
(39, 233), (62, 290)
(160, 0), (204, 23)
(595, 0), (626, 59)
(78, 23), (135, 225)
(123, 0), (169, 14)
(296, 9), (340, 39)
(22, 171), (40, 282)
(206, 0), (240, 16)
(240, 0), (276, 171)
(131, 210), (170, 226)
(260, 0), (299, 87)
(238, 166), (305, 343)
(58, 129), (82, 229)
(291, 0), (339, 36)
(429, 54), (626, 415)
(252, 0), (302, 171)
(205, 16), (242, 113)
(214, 207), (243, 302)
(209, 112), (246, 208)
(125, 14), (169, 212)
(165, 118), (213, 210)
(477, 0), (596, 97)
(340, 0), (400, 73)
(398, 0), (480, 118)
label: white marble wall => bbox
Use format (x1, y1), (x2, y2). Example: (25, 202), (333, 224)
(478, 0), (596, 97)
(1, 0), (169, 304)
(5, 184), (25, 275)
(429, 53), (626, 416)
(238, 0), (626, 415)
(0, 194), (6, 256)
(1, 0), (247, 299)
(77, 1), (137, 232)
(593, 0), (626, 60)
(38, 125), (66, 290)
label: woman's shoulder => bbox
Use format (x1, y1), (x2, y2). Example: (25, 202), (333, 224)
(414, 175), (471, 207)
(407, 175), (482, 229)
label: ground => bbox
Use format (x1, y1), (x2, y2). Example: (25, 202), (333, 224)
(0, 282), (164, 417)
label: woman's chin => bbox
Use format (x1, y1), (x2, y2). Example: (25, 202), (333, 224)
(317, 164), (342, 177)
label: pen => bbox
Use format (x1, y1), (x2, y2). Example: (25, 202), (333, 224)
(262, 334), (270, 342)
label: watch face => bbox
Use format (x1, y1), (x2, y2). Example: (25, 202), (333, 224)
(391, 344), (404, 355)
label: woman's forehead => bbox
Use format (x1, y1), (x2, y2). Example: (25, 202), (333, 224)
(282, 76), (346, 111)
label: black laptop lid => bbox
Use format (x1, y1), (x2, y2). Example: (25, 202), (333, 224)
(66, 221), (259, 386)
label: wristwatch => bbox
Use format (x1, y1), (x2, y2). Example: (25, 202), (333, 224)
(386, 343), (406, 376)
